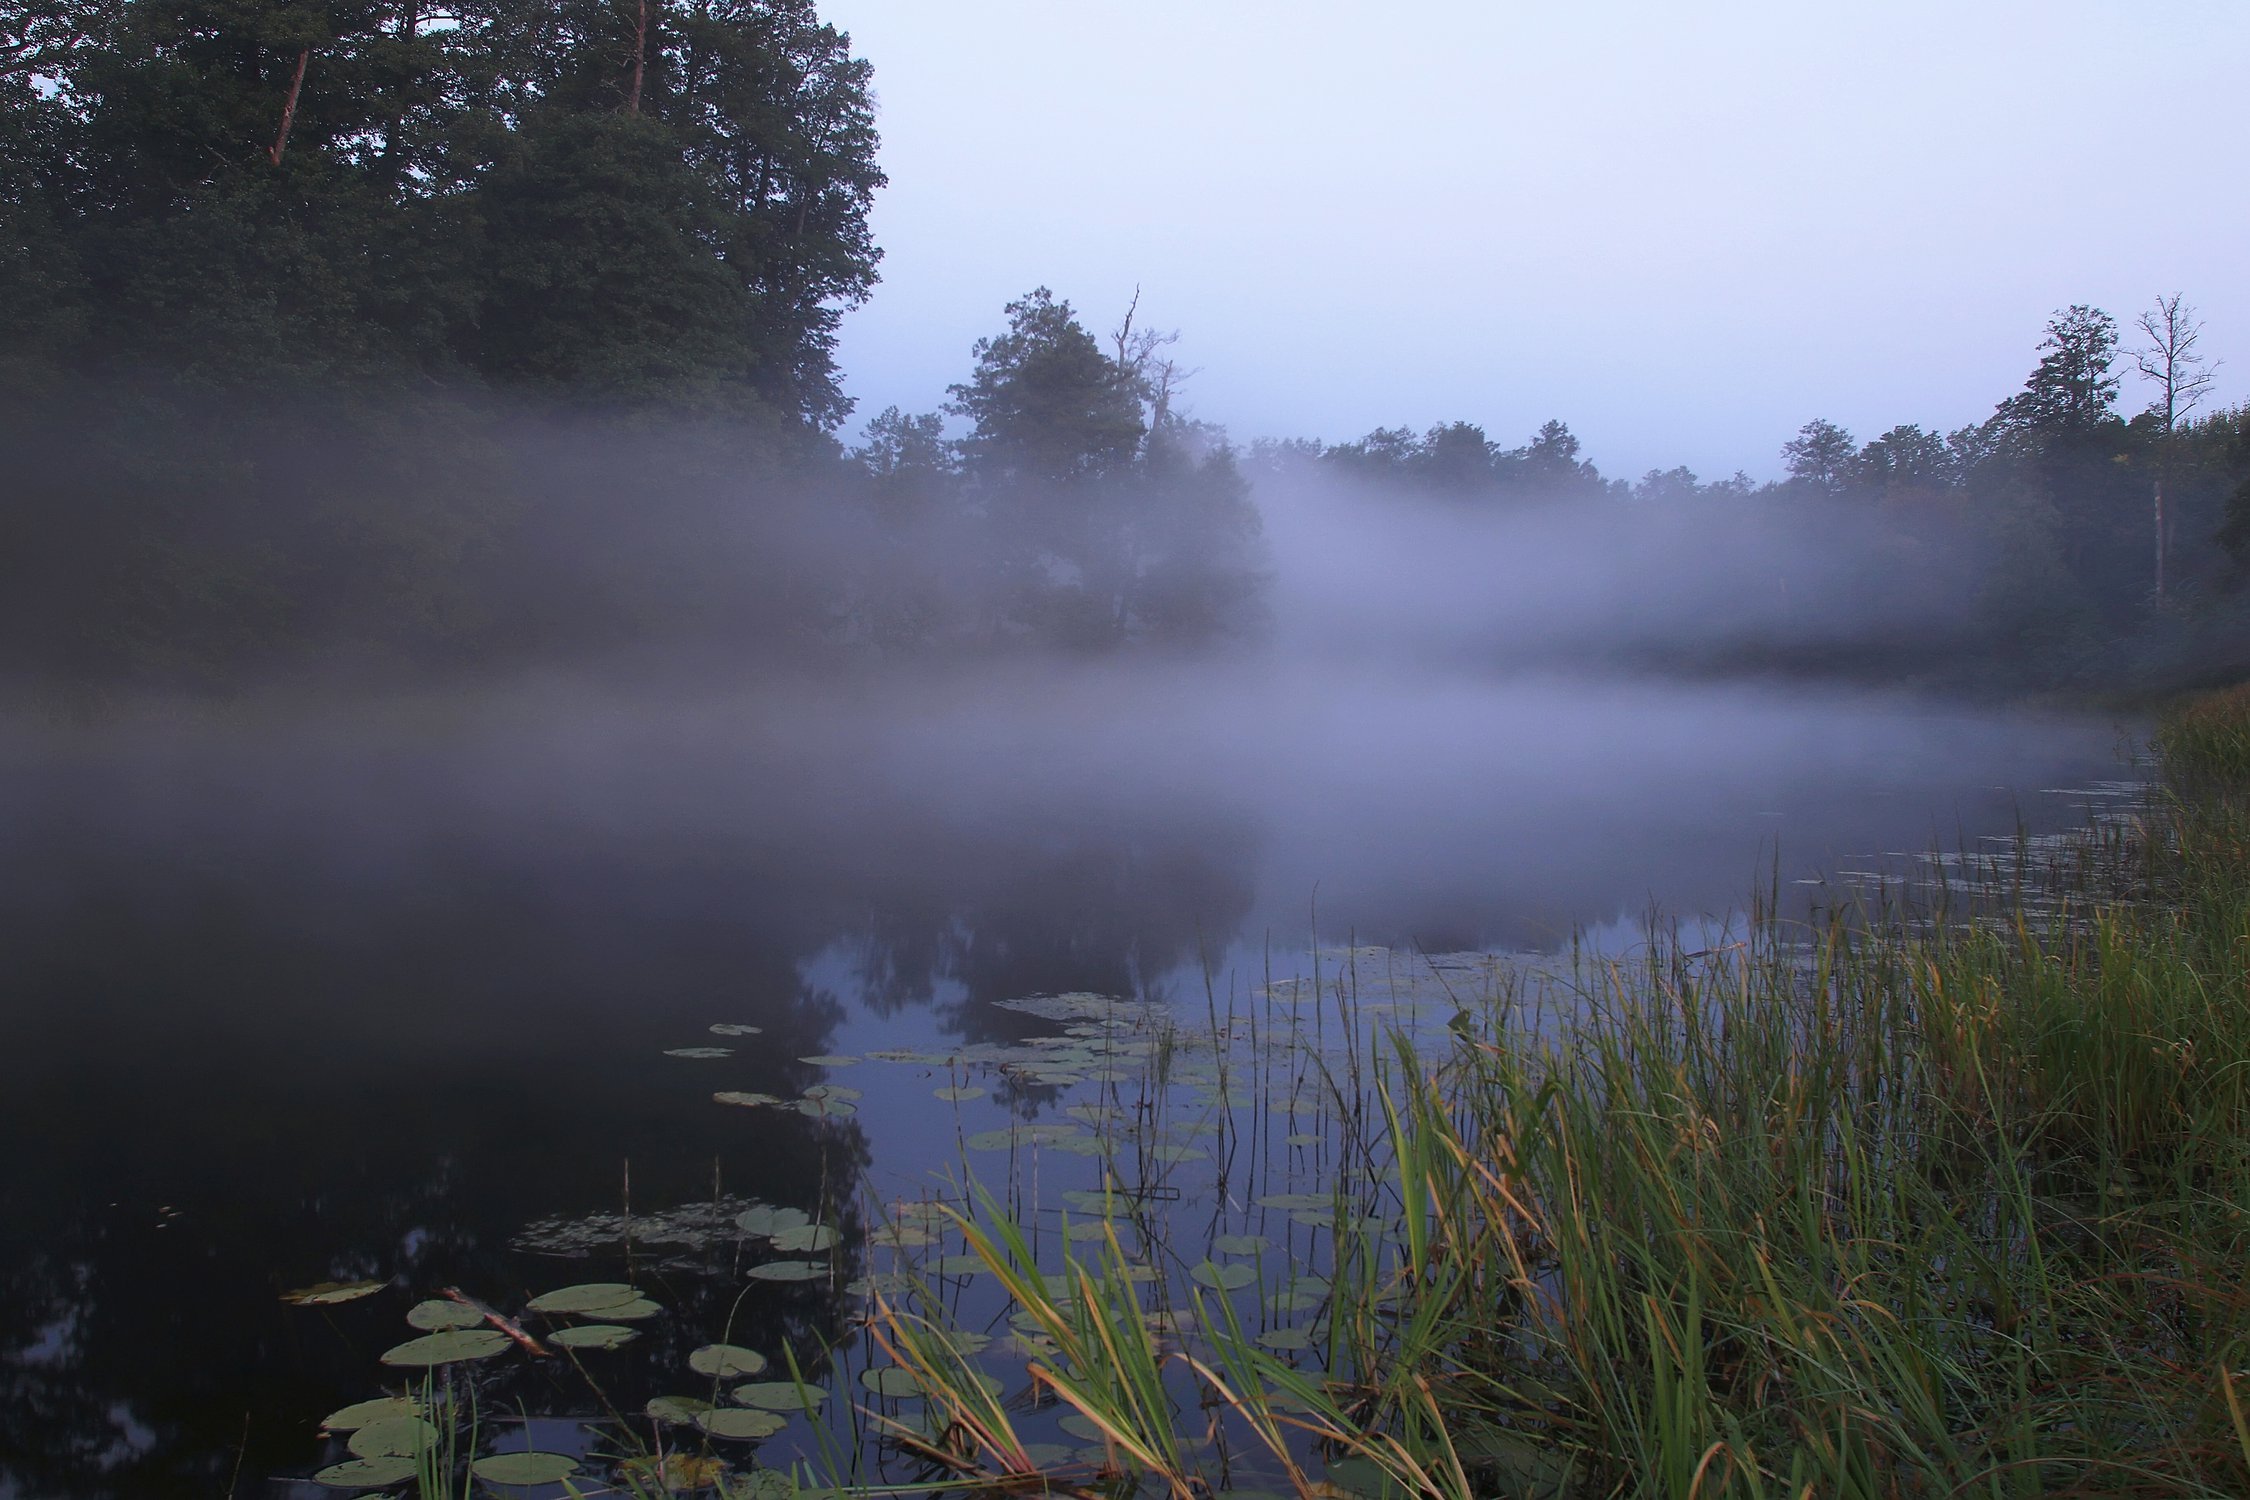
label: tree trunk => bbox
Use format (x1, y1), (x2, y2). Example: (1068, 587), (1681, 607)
(268, 48), (311, 166)
(2154, 475), (2167, 603)
(627, 0), (647, 114)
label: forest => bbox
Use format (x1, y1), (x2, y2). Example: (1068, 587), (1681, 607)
(3, 0), (2247, 694)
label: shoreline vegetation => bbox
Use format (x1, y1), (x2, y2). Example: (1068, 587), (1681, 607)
(837, 684), (2250, 1500)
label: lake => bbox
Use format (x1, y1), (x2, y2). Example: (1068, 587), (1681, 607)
(0, 664), (2128, 1496)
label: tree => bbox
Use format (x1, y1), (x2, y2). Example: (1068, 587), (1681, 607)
(2132, 294), (2220, 600)
(1782, 418), (1856, 495)
(1998, 305), (2121, 435)
(1856, 424), (1954, 494)
(948, 287), (1144, 486)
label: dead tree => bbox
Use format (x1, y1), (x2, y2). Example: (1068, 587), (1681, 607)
(2132, 294), (2220, 601)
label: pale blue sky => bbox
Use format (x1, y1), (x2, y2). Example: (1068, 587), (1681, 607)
(820, 2), (2246, 480)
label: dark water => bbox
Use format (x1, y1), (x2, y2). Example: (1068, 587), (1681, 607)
(0, 666), (2126, 1497)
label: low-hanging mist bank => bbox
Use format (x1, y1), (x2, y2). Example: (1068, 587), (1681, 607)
(9, 371), (2246, 705)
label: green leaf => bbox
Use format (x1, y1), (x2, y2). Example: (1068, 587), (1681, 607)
(731, 1381), (827, 1412)
(405, 1298), (483, 1331)
(745, 1260), (824, 1282)
(698, 1407), (787, 1440)
(933, 1085), (986, 1101)
(378, 1329), (510, 1366)
(688, 1343), (769, 1378)
(647, 1395), (715, 1424)
(1190, 1261), (1255, 1291)
(319, 1397), (416, 1433)
(710, 1023), (763, 1036)
(1255, 1193), (1332, 1211)
(311, 1455), (417, 1487)
(859, 1366), (920, 1397)
(714, 1090), (782, 1107)
(470, 1451), (579, 1485)
(665, 1046), (733, 1058)
(1256, 1326), (1313, 1351)
(549, 1323), (638, 1350)
(734, 1206), (811, 1238)
(1212, 1234), (1271, 1256)
(283, 1279), (385, 1306)
(798, 1055), (860, 1067)
(770, 1224), (835, 1253)
(525, 1282), (639, 1315)
(596, 1295), (664, 1321)
(347, 1416), (436, 1458)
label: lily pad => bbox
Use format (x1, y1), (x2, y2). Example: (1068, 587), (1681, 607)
(932, 1254), (988, 1276)
(1190, 1262), (1255, 1292)
(698, 1407), (787, 1440)
(711, 1023), (763, 1036)
(732, 1381), (827, 1412)
(311, 1455), (417, 1488)
(1212, 1234), (1271, 1256)
(798, 1055), (860, 1067)
(647, 1395), (716, 1424)
(1256, 1326), (1314, 1351)
(666, 1045), (733, 1059)
(283, 1279), (385, 1306)
(860, 1366), (921, 1398)
(715, 1090), (782, 1108)
(378, 1328), (510, 1366)
(549, 1323), (638, 1350)
(689, 1343), (769, 1378)
(734, 1206), (811, 1238)
(347, 1416), (437, 1459)
(746, 1260), (825, 1282)
(405, 1298), (484, 1331)
(1058, 1412), (1108, 1443)
(319, 1396), (417, 1432)
(1255, 1193), (1334, 1212)
(596, 1295), (664, 1321)
(526, 1283), (640, 1315)
(795, 1096), (855, 1118)
(470, 1451), (579, 1486)
(933, 1085), (986, 1102)
(770, 1224), (835, 1253)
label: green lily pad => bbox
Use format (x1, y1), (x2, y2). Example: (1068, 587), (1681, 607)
(735, 1206), (811, 1238)
(795, 1096), (856, 1118)
(699, 1407), (787, 1440)
(665, 1046), (734, 1058)
(732, 1381), (828, 1411)
(1148, 1144), (1202, 1164)
(311, 1455), (417, 1487)
(283, 1279), (385, 1306)
(526, 1282), (639, 1315)
(348, 1416), (437, 1459)
(319, 1396), (417, 1432)
(770, 1224), (835, 1253)
(647, 1395), (715, 1424)
(711, 1023), (763, 1036)
(1190, 1262), (1255, 1291)
(378, 1328), (510, 1366)
(1285, 1133), (1324, 1146)
(1212, 1234), (1271, 1256)
(932, 1254), (988, 1276)
(1255, 1193), (1333, 1212)
(860, 1366), (921, 1397)
(597, 1295), (664, 1321)
(715, 1090), (782, 1108)
(549, 1323), (638, 1350)
(798, 1055), (860, 1067)
(1065, 1220), (1111, 1242)
(689, 1343), (769, 1378)
(933, 1085), (986, 1101)
(470, 1451), (579, 1485)
(1058, 1412), (1108, 1443)
(405, 1298), (483, 1331)
(746, 1260), (825, 1282)
(1256, 1326), (1313, 1351)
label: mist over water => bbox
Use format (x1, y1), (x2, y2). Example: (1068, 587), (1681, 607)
(0, 462), (2126, 1495)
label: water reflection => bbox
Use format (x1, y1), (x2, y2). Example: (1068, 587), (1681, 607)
(0, 670), (2123, 1492)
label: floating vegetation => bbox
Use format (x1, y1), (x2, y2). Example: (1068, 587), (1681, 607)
(710, 1023), (764, 1036)
(688, 1343), (770, 1378)
(468, 1451), (579, 1484)
(377, 1329), (510, 1366)
(664, 1045), (733, 1059)
(310, 1455), (417, 1488)
(318, 1396), (417, 1432)
(404, 1297), (484, 1331)
(525, 1282), (640, 1315)
(548, 1322), (638, 1350)
(281, 1278), (384, 1306)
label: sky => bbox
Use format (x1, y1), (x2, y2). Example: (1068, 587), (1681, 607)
(817, 1), (2247, 482)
